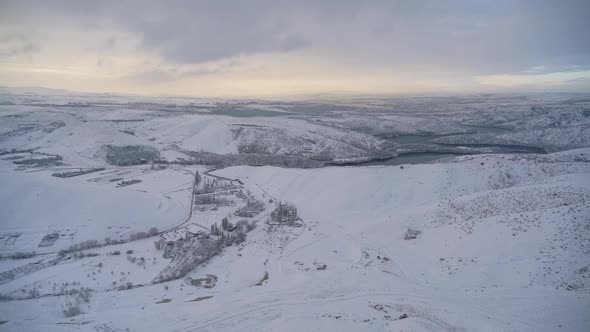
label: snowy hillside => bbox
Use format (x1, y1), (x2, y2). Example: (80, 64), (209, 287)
(2, 93), (589, 168)
(0, 93), (589, 331)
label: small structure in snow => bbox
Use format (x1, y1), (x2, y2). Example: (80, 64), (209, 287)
(38, 232), (59, 247)
(116, 179), (142, 187)
(270, 202), (299, 224)
(403, 228), (421, 240)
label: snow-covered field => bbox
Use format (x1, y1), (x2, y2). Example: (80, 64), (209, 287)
(0, 91), (589, 331)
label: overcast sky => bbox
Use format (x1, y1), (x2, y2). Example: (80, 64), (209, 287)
(0, 0), (589, 97)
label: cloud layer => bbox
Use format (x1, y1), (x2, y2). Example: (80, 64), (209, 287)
(0, 0), (589, 96)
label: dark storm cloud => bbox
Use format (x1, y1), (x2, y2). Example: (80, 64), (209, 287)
(1, 0), (589, 75)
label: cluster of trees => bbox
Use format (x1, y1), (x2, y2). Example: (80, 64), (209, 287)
(0, 148), (36, 156)
(104, 144), (160, 166)
(213, 218), (252, 246)
(129, 231), (148, 241)
(72, 252), (98, 259)
(154, 237), (223, 283)
(233, 230), (247, 245)
(210, 223), (222, 236)
(216, 229), (246, 246)
(155, 217), (256, 283)
(28, 287), (40, 298)
(127, 255), (147, 268)
(178, 150), (325, 168)
(153, 216), (258, 283)
(117, 282), (134, 291)
(13, 155), (63, 166)
(62, 287), (92, 318)
(154, 239), (164, 250)
(211, 217), (255, 240)
(237, 219), (257, 233)
(235, 198), (265, 217)
(69, 240), (99, 251)
(59, 227), (159, 256)
(5, 251), (36, 259)
(59, 240), (100, 256)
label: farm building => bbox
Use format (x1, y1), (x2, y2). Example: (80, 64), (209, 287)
(271, 202), (298, 223)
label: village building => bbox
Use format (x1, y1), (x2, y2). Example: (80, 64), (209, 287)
(271, 202), (298, 223)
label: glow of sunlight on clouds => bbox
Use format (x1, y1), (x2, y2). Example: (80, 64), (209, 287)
(0, 1), (588, 96)
(477, 71), (590, 88)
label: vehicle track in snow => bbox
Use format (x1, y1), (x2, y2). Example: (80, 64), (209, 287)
(173, 288), (547, 332)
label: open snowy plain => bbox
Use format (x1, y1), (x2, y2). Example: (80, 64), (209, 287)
(0, 90), (589, 331)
